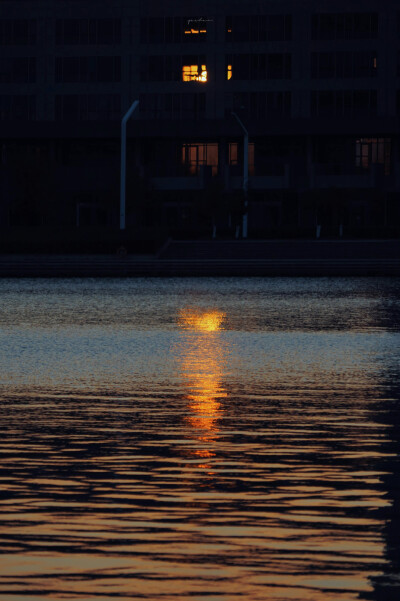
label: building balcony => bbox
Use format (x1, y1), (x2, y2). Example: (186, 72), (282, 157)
(311, 163), (388, 189)
(227, 163), (290, 191)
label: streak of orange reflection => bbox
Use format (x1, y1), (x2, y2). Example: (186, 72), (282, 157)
(177, 308), (227, 466)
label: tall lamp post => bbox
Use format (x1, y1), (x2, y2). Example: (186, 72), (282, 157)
(120, 99), (139, 230)
(231, 111), (248, 238)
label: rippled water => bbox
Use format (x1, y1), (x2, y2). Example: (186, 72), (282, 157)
(0, 277), (400, 600)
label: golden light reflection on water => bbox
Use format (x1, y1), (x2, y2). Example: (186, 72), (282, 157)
(0, 280), (398, 601)
(177, 308), (228, 464)
(178, 307), (226, 332)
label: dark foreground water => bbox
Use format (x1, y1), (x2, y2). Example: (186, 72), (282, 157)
(0, 277), (400, 601)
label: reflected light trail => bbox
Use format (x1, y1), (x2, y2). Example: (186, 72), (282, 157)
(177, 308), (228, 462)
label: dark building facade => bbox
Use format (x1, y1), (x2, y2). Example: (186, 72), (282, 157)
(0, 0), (399, 238)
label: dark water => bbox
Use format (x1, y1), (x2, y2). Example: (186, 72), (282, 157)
(0, 277), (399, 601)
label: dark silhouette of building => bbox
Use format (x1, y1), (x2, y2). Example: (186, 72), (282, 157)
(0, 0), (399, 238)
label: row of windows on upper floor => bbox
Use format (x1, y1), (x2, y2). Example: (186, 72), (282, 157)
(3, 89), (400, 121)
(0, 13), (388, 46)
(0, 52), (381, 84)
(140, 15), (293, 43)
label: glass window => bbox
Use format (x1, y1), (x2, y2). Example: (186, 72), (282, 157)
(0, 19), (36, 45)
(312, 12), (378, 40)
(183, 17), (207, 41)
(148, 18), (164, 43)
(355, 138), (391, 174)
(181, 143), (218, 176)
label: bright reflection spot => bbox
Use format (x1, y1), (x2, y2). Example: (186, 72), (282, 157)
(179, 309), (225, 332)
(178, 307), (225, 332)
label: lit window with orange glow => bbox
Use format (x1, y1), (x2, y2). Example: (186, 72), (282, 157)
(227, 64), (232, 80)
(226, 16), (233, 38)
(182, 65), (207, 82)
(184, 27), (207, 35)
(184, 18), (207, 37)
(181, 143), (218, 176)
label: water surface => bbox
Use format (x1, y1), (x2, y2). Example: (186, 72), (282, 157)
(0, 277), (399, 600)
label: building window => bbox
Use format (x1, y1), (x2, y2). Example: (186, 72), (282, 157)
(226, 15), (292, 42)
(311, 51), (377, 78)
(55, 94), (121, 120)
(56, 19), (121, 45)
(0, 57), (35, 83)
(311, 90), (377, 116)
(182, 63), (207, 82)
(140, 17), (208, 44)
(140, 55), (207, 82)
(183, 17), (207, 38)
(311, 13), (378, 40)
(226, 52), (292, 81)
(229, 142), (255, 175)
(0, 20), (36, 45)
(229, 142), (238, 166)
(55, 56), (121, 83)
(226, 91), (291, 118)
(0, 95), (35, 120)
(226, 54), (291, 80)
(164, 56), (181, 81)
(181, 143), (218, 176)
(139, 93), (205, 119)
(355, 138), (391, 175)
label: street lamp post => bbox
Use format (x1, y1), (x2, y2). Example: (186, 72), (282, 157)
(120, 99), (139, 230)
(231, 111), (248, 238)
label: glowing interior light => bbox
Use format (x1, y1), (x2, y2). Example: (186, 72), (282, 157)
(227, 64), (232, 80)
(198, 65), (207, 81)
(182, 65), (208, 82)
(184, 26), (206, 35)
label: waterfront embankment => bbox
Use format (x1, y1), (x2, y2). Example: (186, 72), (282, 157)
(0, 239), (399, 277)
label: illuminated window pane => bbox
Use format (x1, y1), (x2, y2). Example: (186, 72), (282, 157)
(183, 18), (207, 38)
(182, 64), (207, 82)
(189, 145), (197, 171)
(181, 143), (218, 176)
(207, 144), (218, 176)
(229, 142), (238, 165)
